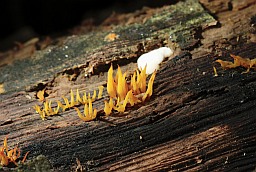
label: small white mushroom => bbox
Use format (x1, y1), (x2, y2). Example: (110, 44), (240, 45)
(137, 47), (173, 74)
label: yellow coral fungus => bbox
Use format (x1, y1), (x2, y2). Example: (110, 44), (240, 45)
(70, 89), (76, 107)
(126, 90), (141, 106)
(82, 92), (88, 104)
(33, 104), (46, 120)
(230, 54), (251, 69)
(250, 58), (256, 69)
(117, 66), (128, 101)
(97, 86), (104, 99)
(0, 84), (5, 94)
(130, 66), (147, 95)
(213, 66), (218, 77)
(76, 89), (83, 104)
(216, 54), (256, 73)
(33, 63), (156, 121)
(104, 65), (156, 115)
(0, 136), (29, 166)
(113, 90), (141, 113)
(47, 101), (60, 115)
(104, 33), (119, 42)
(114, 95), (128, 113)
(7, 146), (20, 165)
(138, 66), (147, 93)
(62, 96), (71, 110)
(74, 99), (97, 122)
(34, 100), (60, 119)
(0, 137), (8, 166)
(104, 98), (114, 116)
(37, 89), (45, 102)
(107, 64), (117, 98)
(64, 88), (103, 106)
(142, 71), (156, 101)
(131, 71), (138, 94)
(91, 90), (97, 101)
(215, 59), (236, 69)
(43, 101), (51, 116)
(56, 100), (66, 112)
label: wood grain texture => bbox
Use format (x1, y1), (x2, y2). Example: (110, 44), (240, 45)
(0, 0), (256, 171)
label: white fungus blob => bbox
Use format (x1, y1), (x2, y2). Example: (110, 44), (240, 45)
(137, 47), (173, 74)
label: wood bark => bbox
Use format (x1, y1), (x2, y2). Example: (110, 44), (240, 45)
(0, 0), (256, 171)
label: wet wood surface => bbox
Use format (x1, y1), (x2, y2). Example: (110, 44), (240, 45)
(1, 0), (256, 171)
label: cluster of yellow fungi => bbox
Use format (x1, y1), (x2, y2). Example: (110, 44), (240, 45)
(0, 136), (29, 167)
(33, 86), (104, 121)
(216, 54), (256, 73)
(104, 65), (156, 115)
(33, 64), (156, 122)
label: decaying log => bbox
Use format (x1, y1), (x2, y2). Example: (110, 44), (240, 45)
(0, 0), (256, 171)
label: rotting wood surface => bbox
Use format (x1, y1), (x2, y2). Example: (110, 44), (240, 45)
(1, 0), (256, 171)
(0, 0), (216, 95)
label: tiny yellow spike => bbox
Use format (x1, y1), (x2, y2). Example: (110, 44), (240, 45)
(230, 54), (250, 68)
(48, 101), (60, 115)
(123, 72), (128, 95)
(33, 104), (46, 120)
(70, 89), (75, 107)
(84, 105), (91, 121)
(84, 103), (89, 117)
(250, 59), (256, 69)
(107, 64), (117, 98)
(62, 96), (71, 108)
(53, 103), (60, 114)
(7, 148), (14, 159)
(33, 105), (42, 114)
(117, 65), (122, 77)
(109, 97), (114, 109)
(75, 100), (97, 122)
(113, 97), (126, 113)
(122, 90), (130, 108)
(22, 151), (30, 163)
(104, 100), (112, 116)
(83, 92), (88, 104)
(142, 71), (156, 101)
(131, 71), (138, 94)
(10, 146), (20, 162)
(104, 98), (114, 116)
(215, 59), (236, 69)
(56, 100), (66, 112)
(117, 66), (128, 101)
(127, 90), (141, 106)
(0, 137), (9, 166)
(115, 104), (125, 113)
(88, 92), (91, 100)
(3, 136), (7, 151)
(91, 90), (97, 101)
(37, 89), (45, 102)
(48, 100), (54, 115)
(88, 99), (93, 115)
(88, 99), (97, 120)
(139, 66), (147, 93)
(135, 70), (142, 94)
(0, 154), (9, 166)
(43, 100), (48, 112)
(76, 89), (83, 104)
(213, 66), (218, 77)
(97, 86), (104, 99)
(43, 100), (51, 116)
(41, 110), (46, 120)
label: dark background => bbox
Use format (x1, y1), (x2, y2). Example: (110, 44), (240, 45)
(0, 0), (175, 51)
